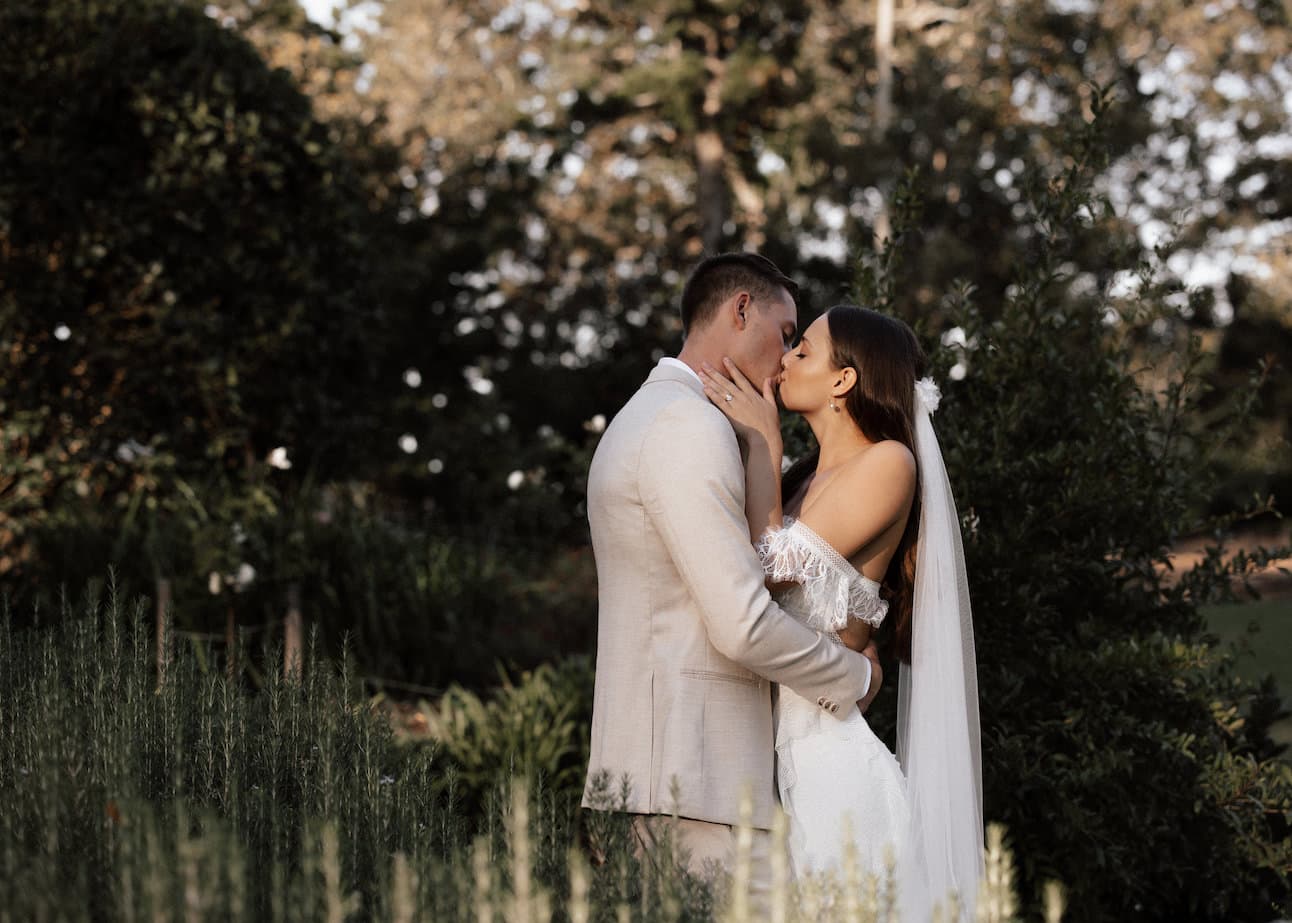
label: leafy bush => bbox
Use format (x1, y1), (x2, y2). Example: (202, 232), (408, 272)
(417, 656), (595, 805)
(852, 92), (1292, 921)
(296, 500), (597, 692)
(0, 0), (409, 588)
(0, 0), (608, 615)
(3, 474), (599, 694)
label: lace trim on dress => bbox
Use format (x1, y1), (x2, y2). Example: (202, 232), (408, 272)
(755, 518), (889, 630)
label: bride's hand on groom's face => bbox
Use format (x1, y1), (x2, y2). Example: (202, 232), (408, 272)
(699, 358), (781, 448)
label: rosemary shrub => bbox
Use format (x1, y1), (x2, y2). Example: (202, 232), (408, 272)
(0, 584), (1046, 922)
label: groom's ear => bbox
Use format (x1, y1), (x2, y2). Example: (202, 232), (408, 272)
(726, 292), (752, 329)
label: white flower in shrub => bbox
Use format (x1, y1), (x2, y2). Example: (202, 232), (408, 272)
(114, 439), (154, 463)
(229, 563), (256, 592)
(267, 446), (292, 470)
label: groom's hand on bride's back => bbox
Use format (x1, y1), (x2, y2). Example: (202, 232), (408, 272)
(857, 642), (883, 714)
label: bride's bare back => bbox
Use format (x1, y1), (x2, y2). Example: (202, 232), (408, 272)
(781, 440), (915, 652)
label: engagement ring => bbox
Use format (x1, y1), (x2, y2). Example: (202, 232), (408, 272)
(724, 393), (733, 402)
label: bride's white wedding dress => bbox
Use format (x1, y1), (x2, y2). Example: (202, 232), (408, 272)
(749, 380), (983, 919)
(757, 517), (909, 882)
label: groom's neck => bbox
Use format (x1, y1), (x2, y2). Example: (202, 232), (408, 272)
(676, 337), (729, 379)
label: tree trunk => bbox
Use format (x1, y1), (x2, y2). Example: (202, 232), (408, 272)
(695, 24), (729, 255)
(695, 129), (728, 254)
(155, 576), (171, 687)
(873, 0), (896, 249)
(225, 603), (237, 678)
(284, 582), (303, 681)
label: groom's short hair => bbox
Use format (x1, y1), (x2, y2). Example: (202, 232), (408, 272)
(680, 252), (800, 335)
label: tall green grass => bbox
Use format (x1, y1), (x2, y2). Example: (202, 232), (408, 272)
(2, 584), (453, 919)
(0, 585), (1043, 921)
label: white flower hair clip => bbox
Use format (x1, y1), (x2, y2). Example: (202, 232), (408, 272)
(915, 377), (941, 414)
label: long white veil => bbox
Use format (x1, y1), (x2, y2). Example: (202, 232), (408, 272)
(897, 378), (984, 921)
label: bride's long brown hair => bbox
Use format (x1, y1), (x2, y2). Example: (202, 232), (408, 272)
(781, 305), (926, 663)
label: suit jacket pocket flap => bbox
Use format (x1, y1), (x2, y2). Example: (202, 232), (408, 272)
(680, 668), (761, 687)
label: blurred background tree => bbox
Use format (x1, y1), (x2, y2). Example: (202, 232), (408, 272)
(0, 0), (393, 581)
(347, 0), (1290, 514)
(0, 0), (605, 685)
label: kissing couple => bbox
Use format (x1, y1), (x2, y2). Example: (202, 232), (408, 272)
(582, 252), (984, 920)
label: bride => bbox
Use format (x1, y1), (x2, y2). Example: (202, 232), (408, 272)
(698, 305), (983, 920)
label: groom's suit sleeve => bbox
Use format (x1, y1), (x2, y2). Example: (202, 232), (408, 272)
(639, 397), (872, 710)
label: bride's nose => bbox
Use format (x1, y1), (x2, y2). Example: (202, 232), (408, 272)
(780, 351), (792, 370)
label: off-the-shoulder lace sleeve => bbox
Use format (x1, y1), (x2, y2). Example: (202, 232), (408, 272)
(755, 518), (889, 632)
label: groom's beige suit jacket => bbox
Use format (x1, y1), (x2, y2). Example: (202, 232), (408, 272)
(582, 361), (872, 830)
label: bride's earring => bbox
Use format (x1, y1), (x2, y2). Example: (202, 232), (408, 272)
(829, 399), (839, 412)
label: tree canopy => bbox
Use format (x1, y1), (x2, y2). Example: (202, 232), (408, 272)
(349, 0), (1290, 511)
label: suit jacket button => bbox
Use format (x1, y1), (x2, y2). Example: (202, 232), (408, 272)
(829, 703), (839, 714)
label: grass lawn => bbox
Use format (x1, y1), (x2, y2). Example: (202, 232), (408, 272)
(1203, 596), (1292, 751)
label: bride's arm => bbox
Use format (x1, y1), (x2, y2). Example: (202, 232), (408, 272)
(835, 621), (873, 653)
(740, 425), (783, 543)
(698, 358), (785, 542)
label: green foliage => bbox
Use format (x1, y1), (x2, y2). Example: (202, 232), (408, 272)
(0, 0), (606, 691)
(0, 585), (1045, 922)
(418, 657), (595, 805)
(0, 0), (525, 601)
(13, 481), (598, 693)
(0, 582), (447, 919)
(359, 0), (1292, 428)
(1200, 313), (1292, 516)
(2, 2), (1288, 917)
(849, 90), (1292, 921)
(291, 498), (597, 691)
(0, 586), (616, 921)
(0, 0), (395, 581)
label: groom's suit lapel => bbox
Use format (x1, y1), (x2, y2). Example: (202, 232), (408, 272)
(643, 362), (706, 399)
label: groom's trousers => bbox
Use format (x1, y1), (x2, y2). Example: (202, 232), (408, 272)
(632, 815), (771, 914)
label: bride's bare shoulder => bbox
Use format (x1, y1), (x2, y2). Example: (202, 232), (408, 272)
(835, 440), (915, 495)
(798, 441), (916, 556)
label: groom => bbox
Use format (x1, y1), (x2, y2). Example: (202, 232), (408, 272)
(582, 252), (881, 896)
